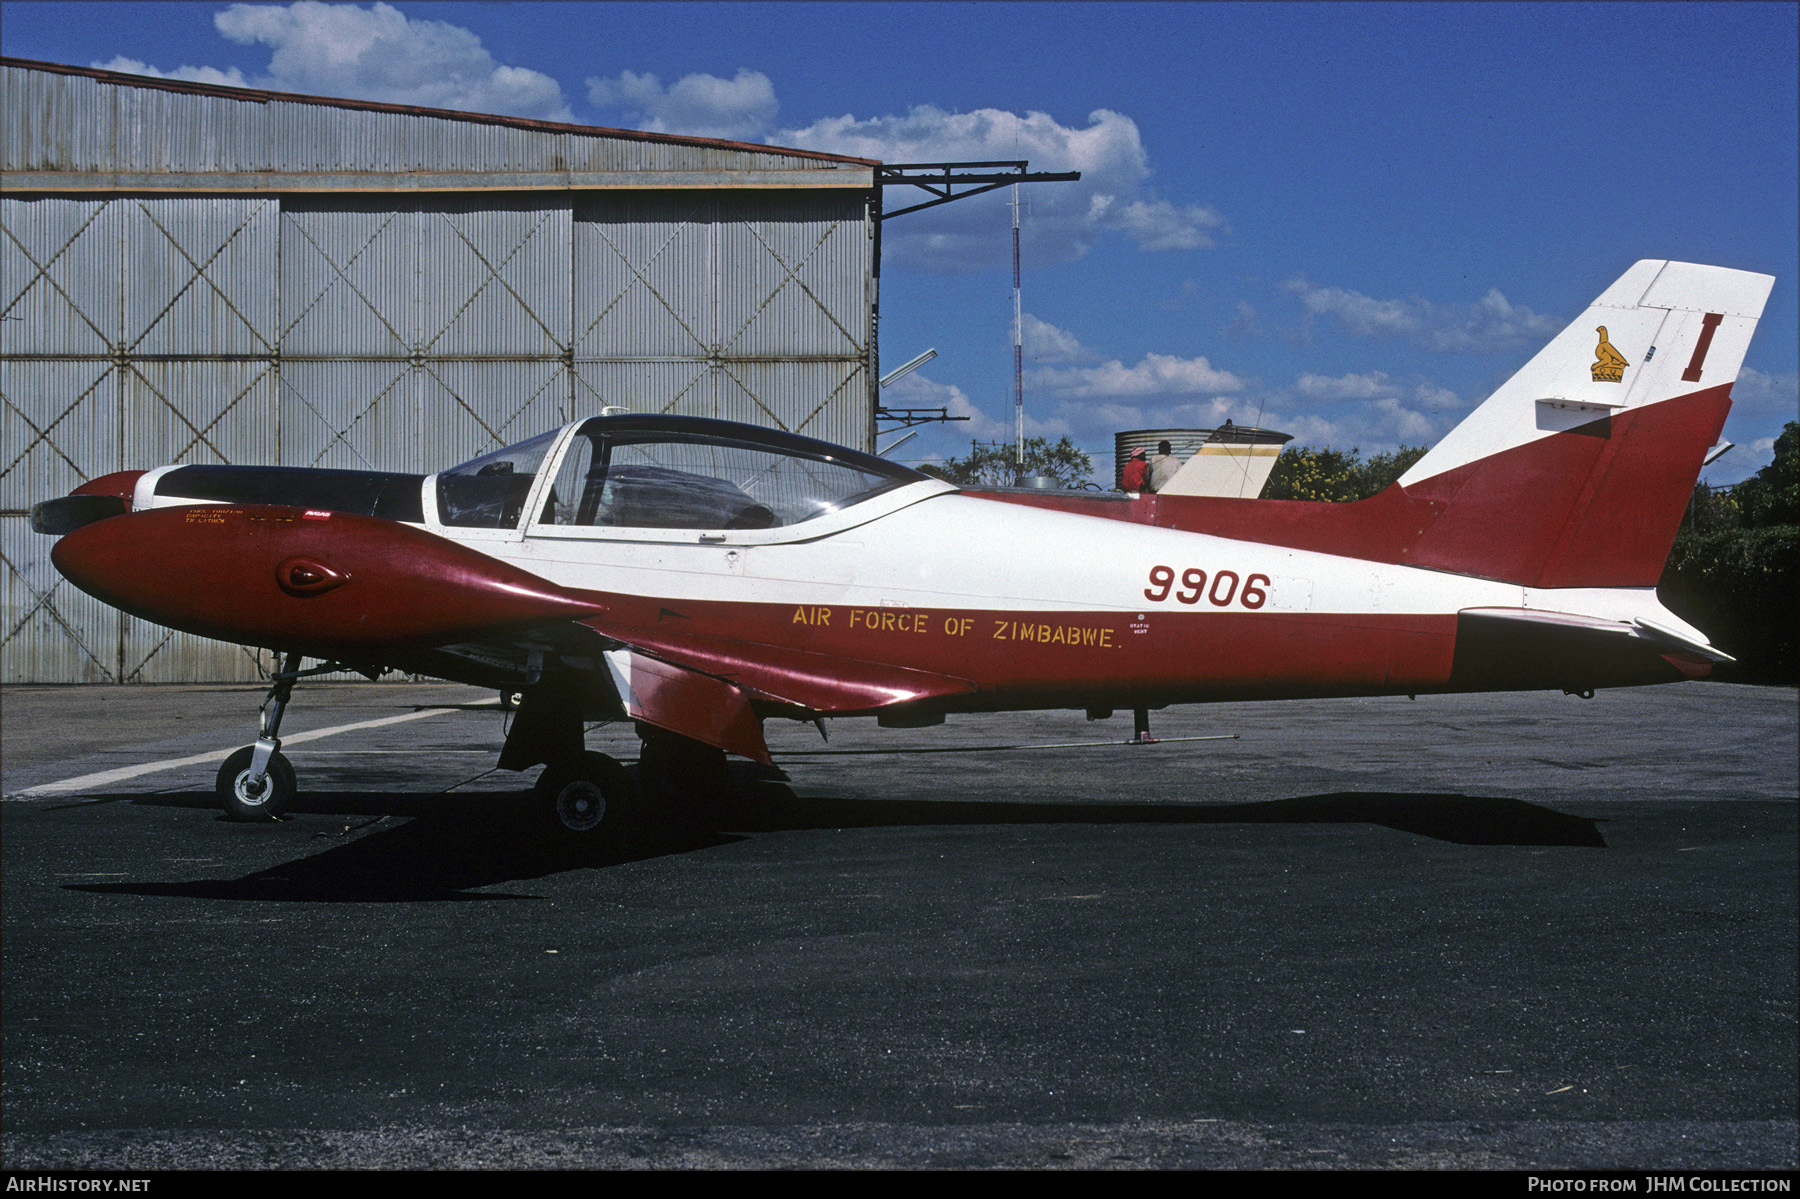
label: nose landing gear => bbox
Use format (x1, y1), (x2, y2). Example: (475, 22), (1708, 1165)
(216, 652), (375, 821)
(217, 651), (308, 821)
(217, 743), (298, 821)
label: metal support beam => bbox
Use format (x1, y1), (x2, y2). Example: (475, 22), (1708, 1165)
(875, 406), (970, 429)
(877, 161), (1080, 220)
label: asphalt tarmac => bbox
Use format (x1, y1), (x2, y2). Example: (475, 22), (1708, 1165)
(1, 680), (1794, 1170)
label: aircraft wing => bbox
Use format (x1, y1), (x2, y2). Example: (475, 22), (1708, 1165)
(427, 612), (983, 766)
(588, 619), (981, 763)
(590, 619), (981, 712)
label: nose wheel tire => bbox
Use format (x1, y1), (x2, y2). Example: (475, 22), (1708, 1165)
(217, 746), (297, 821)
(536, 751), (632, 842)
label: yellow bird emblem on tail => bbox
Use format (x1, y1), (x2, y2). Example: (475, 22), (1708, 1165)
(1591, 326), (1630, 382)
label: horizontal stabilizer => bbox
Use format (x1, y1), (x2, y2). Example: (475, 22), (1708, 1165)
(1458, 607), (1733, 663)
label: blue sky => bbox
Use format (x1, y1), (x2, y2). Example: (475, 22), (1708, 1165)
(4, 1), (1795, 482)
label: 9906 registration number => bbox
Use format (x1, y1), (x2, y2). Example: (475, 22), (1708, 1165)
(1144, 566), (1270, 608)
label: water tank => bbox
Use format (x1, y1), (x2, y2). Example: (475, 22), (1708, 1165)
(1113, 425), (1294, 495)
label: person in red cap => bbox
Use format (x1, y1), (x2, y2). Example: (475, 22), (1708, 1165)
(1121, 446), (1149, 492)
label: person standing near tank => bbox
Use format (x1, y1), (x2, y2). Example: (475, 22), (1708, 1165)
(1121, 446), (1149, 492)
(1147, 440), (1181, 492)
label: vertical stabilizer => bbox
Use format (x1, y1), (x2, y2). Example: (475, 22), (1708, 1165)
(1392, 260), (1773, 587)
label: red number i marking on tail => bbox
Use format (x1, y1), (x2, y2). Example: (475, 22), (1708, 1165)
(1682, 312), (1724, 383)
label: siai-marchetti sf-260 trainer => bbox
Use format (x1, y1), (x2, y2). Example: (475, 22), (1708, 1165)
(33, 259), (1773, 837)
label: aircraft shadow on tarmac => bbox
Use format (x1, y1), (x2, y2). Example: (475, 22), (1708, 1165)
(67, 773), (1605, 903)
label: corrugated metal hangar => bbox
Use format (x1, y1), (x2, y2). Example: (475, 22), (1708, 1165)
(1, 58), (884, 683)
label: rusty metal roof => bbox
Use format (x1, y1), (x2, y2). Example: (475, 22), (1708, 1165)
(0, 56), (879, 168)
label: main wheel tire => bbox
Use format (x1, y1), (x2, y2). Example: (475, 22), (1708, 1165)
(535, 751), (631, 841)
(216, 746), (297, 822)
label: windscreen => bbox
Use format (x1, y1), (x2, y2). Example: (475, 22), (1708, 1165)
(540, 426), (918, 531)
(436, 430), (561, 529)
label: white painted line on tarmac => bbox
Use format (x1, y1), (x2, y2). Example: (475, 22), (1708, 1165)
(10, 704), (497, 798)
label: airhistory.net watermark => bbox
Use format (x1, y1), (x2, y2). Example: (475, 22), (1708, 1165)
(5, 1181), (149, 1193)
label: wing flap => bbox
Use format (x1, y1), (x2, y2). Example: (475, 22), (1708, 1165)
(603, 648), (772, 764)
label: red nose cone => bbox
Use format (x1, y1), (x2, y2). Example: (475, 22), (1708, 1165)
(52, 505), (603, 655)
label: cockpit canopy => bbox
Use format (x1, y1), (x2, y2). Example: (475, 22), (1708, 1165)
(436, 415), (930, 532)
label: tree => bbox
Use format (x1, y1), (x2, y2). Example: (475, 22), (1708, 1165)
(1660, 419), (1797, 682)
(1677, 420), (1798, 534)
(936, 436), (1094, 488)
(1263, 445), (1427, 502)
(1263, 446), (1362, 502)
(1729, 420), (1798, 529)
(1356, 445), (1429, 496)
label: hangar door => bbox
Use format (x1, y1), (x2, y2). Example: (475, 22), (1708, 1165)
(2, 196), (281, 683)
(1, 190), (873, 682)
(573, 191), (873, 450)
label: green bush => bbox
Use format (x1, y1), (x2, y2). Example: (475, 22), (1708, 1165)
(1657, 422), (1799, 683)
(1731, 421), (1798, 529)
(1659, 525), (1798, 682)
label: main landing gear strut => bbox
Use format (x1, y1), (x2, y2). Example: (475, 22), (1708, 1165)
(504, 678), (730, 843)
(501, 681), (637, 844)
(530, 726), (726, 846)
(534, 751), (633, 844)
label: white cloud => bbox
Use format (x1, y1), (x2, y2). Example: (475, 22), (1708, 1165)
(950, 349), (1448, 469)
(1365, 396), (1442, 442)
(1242, 369), (1463, 451)
(776, 106), (1224, 271)
(1293, 370), (1397, 401)
(192, 2), (572, 120)
(1282, 278), (1562, 353)
(1701, 366), (1798, 484)
(1219, 297), (1262, 332)
(1292, 370), (1461, 414)
(1028, 352), (1246, 399)
(586, 68), (778, 140)
(1092, 197), (1223, 252)
(1021, 314), (1096, 364)
(898, 352), (1467, 485)
(901, 317), (1475, 478)
(1704, 435), (1777, 486)
(1732, 366), (1800, 418)
(93, 56), (249, 88)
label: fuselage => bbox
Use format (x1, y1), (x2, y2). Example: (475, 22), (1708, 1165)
(112, 426), (1709, 713)
(489, 491), (1697, 708)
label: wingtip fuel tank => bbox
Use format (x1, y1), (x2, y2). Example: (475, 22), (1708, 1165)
(50, 504), (604, 658)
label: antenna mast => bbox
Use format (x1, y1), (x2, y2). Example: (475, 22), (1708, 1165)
(1011, 183), (1024, 477)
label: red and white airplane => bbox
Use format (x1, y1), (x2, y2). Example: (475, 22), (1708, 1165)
(32, 259), (1773, 837)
